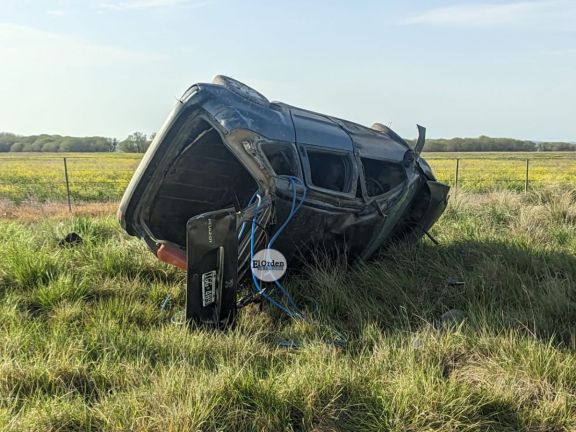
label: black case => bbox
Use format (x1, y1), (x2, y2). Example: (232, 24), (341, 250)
(186, 208), (238, 328)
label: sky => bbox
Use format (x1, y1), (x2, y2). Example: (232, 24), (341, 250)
(0, 0), (575, 141)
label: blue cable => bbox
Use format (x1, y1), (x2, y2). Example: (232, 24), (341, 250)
(268, 176), (307, 248)
(244, 177), (347, 346)
(267, 177), (305, 317)
(249, 192), (298, 318)
(267, 176), (307, 315)
(247, 175), (308, 319)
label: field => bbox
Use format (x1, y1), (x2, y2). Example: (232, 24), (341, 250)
(1, 152), (576, 203)
(0, 154), (140, 203)
(1, 188), (576, 431)
(426, 152), (576, 192)
(1, 151), (576, 430)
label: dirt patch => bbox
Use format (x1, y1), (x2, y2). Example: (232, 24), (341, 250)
(0, 200), (118, 221)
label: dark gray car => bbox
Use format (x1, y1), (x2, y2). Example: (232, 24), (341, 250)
(118, 75), (449, 326)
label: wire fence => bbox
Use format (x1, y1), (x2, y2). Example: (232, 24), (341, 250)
(426, 156), (576, 193)
(0, 156), (140, 206)
(0, 155), (575, 209)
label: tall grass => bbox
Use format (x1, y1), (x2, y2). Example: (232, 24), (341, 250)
(0, 189), (575, 431)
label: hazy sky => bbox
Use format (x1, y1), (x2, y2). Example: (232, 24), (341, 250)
(1, 0), (575, 141)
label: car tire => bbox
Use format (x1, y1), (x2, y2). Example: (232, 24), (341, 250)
(371, 122), (393, 134)
(212, 75), (269, 106)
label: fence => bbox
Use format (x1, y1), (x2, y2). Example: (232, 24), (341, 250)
(1, 155), (575, 209)
(0, 155), (141, 206)
(426, 156), (576, 192)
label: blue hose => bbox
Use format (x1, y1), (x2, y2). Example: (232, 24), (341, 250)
(267, 176), (307, 315)
(245, 176), (347, 346)
(249, 192), (298, 317)
(248, 175), (307, 319)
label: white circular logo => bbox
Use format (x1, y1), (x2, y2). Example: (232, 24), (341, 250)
(251, 249), (287, 282)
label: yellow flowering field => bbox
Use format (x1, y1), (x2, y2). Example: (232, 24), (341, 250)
(0, 152), (575, 203)
(425, 152), (576, 191)
(0, 153), (140, 202)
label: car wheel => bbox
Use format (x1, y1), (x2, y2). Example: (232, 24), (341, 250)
(371, 122), (393, 134)
(212, 75), (269, 106)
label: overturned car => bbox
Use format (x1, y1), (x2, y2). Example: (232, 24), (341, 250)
(118, 76), (449, 327)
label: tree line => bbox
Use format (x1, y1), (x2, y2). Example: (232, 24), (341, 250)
(0, 132), (155, 153)
(1, 132), (574, 153)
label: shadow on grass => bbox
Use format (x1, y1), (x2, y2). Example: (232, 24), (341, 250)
(284, 239), (576, 346)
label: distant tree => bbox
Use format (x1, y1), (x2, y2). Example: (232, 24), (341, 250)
(106, 138), (119, 152)
(32, 135), (55, 151)
(119, 139), (135, 153)
(59, 137), (83, 152)
(42, 141), (60, 152)
(86, 137), (110, 152)
(119, 132), (148, 153)
(10, 142), (24, 152)
(406, 136), (567, 152)
(21, 143), (35, 152)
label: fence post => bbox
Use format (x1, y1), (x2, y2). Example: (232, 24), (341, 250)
(524, 159), (529, 193)
(454, 158), (460, 190)
(63, 157), (72, 212)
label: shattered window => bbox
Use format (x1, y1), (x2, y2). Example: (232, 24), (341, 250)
(361, 158), (405, 197)
(307, 151), (351, 192)
(260, 143), (299, 176)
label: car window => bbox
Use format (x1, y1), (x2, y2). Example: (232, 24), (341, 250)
(361, 158), (406, 197)
(307, 150), (352, 192)
(260, 142), (300, 177)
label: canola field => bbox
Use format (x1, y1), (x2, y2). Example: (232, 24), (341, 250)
(427, 152), (576, 192)
(0, 154), (141, 203)
(0, 152), (575, 203)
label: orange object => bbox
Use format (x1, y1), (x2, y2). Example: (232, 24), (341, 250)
(157, 243), (187, 270)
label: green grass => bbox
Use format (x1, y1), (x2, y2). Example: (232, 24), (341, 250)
(0, 189), (576, 430)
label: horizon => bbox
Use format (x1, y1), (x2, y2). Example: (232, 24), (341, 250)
(1, 1), (575, 142)
(1, 130), (575, 145)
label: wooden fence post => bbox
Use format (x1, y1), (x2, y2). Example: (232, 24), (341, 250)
(524, 159), (529, 193)
(63, 157), (72, 212)
(454, 158), (460, 190)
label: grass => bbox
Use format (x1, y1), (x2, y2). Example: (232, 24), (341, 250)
(0, 188), (575, 430)
(1, 152), (576, 202)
